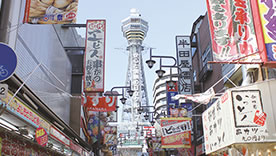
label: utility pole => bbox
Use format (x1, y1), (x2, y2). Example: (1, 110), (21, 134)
(0, 0), (12, 43)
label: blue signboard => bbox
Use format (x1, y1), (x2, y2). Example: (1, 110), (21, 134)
(0, 43), (17, 82)
(166, 91), (179, 115)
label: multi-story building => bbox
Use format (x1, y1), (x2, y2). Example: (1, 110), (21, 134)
(190, 12), (276, 155)
(152, 68), (178, 119)
(0, 1), (90, 155)
(190, 13), (224, 156)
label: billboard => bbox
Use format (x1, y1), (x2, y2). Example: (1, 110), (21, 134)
(82, 96), (117, 112)
(175, 36), (192, 94)
(202, 79), (276, 154)
(24, 0), (78, 24)
(0, 92), (51, 133)
(170, 103), (192, 118)
(83, 20), (106, 92)
(161, 117), (192, 148)
(206, 0), (263, 63)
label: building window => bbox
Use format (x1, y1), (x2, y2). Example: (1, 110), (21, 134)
(192, 47), (196, 57)
(131, 18), (140, 23)
(193, 70), (197, 82)
(201, 44), (212, 68)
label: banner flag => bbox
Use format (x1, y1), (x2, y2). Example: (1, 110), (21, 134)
(172, 87), (215, 105)
(251, 0), (276, 67)
(206, 0), (264, 63)
(24, 0), (78, 24)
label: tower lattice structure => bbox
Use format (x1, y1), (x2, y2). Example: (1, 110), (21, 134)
(120, 8), (149, 126)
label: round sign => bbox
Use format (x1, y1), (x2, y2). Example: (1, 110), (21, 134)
(0, 43), (17, 82)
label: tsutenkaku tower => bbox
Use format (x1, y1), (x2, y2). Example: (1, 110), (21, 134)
(121, 8), (149, 123)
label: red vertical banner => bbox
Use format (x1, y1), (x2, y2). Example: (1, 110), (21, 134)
(206, 0), (263, 63)
(161, 117), (192, 148)
(84, 20), (106, 92)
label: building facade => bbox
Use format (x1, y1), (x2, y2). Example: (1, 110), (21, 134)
(190, 13), (225, 156)
(0, 0), (90, 155)
(152, 68), (178, 119)
(190, 12), (276, 155)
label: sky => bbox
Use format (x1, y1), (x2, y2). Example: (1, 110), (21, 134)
(76, 0), (207, 105)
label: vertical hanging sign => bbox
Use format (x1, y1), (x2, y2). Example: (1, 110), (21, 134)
(175, 36), (192, 95)
(84, 20), (106, 92)
(206, 0), (263, 63)
(255, 0), (276, 62)
(166, 81), (179, 116)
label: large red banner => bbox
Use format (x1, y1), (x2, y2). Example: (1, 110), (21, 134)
(206, 0), (264, 63)
(82, 96), (116, 112)
(161, 117), (192, 148)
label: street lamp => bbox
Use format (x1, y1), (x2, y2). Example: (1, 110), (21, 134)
(145, 48), (177, 78)
(115, 106), (120, 112)
(144, 112), (150, 120)
(150, 120), (155, 126)
(136, 122), (140, 132)
(137, 107), (144, 114)
(137, 105), (154, 114)
(145, 59), (156, 69)
(145, 48), (179, 90)
(104, 81), (134, 104)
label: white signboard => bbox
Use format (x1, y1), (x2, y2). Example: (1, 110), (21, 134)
(0, 84), (8, 98)
(231, 90), (268, 143)
(84, 20), (106, 92)
(232, 90), (263, 127)
(176, 36), (192, 95)
(161, 120), (192, 137)
(202, 91), (234, 154)
(50, 126), (70, 146)
(203, 86), (273, 154)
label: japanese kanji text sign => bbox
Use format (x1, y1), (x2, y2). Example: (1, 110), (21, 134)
(232, 90), (264, 127)
(256, 0), (276, 62)
(161, 117), (192, 148)
(202, 89), (270, 154)
(84, 20), (106, 92)
(82, 96), (116, 112)
(206, 0), (263, 63)
(175, 36), (192, 94)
